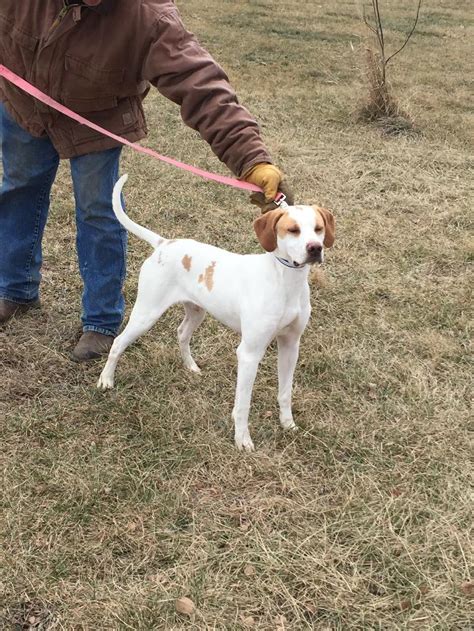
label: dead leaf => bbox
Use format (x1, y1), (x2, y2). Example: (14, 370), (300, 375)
(243, 564), (256, 577)
(239, 516), (250, 530)
(305, 602), (317, 614)
(399, 598), (411, 611)
(367, 383), (377, 399)
(175, 596), (195, 616)
(460, 581), (474, 597)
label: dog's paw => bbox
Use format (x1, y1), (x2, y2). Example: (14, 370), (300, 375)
(182, 356), (201, 374)
(97, 373), (114, 390)
(280, 416), (298, 431)
(235, 432), (255, 452)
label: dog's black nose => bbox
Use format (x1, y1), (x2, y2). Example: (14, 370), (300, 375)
(306, 242), (322, 255)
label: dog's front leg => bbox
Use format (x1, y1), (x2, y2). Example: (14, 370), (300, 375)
(276, 332), (301, 430)
(232, 338), (268, 451)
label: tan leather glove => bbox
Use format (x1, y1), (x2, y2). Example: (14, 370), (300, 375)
(243, 163), (294, 213)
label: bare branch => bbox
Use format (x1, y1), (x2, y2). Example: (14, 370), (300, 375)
(360, 3), (377, 36)
(386, 0), (422, 66)
(371, 0), (385, 61)
(374, 0), (385, 52)
(363, 12), (380, 39)
(373, 0), (386, 82)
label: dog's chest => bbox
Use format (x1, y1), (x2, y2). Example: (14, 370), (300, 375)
(272, 282), (310, 331)
(276, 303), (304, 331)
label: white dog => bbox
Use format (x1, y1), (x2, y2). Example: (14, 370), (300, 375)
(98, 175), (335, 451)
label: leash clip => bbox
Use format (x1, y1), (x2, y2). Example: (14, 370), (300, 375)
(274, 192), (289, 210)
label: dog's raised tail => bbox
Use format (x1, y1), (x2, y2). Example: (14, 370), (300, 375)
(113, 174), (163, 248)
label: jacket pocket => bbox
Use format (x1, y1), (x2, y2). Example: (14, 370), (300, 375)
(70, 97), (143, 145)
(0, 13), (39, 75)
(63, 54), (124, 99)
(63, 95), (118, 113)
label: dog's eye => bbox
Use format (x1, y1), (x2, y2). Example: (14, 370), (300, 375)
(288, 227), (300, 234)
(315, 227), (323, 233)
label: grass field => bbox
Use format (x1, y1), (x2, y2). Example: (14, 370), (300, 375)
(1, 0), (473, 628)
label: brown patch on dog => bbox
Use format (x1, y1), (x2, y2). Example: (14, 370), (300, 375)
(313, 206), (335, 248)
(182, 255), (192, 271)
(313, 209), (325, 233)
(198, 261), (216, 291)
(277, 213), (300, 238)
(253, 209), (285, 252)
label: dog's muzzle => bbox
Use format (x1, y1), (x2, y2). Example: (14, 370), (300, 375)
(305, 242), (323, 265)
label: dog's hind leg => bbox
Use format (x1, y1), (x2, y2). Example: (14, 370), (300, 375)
(97, 300), (173, 390)
(177, 302), (206, 373)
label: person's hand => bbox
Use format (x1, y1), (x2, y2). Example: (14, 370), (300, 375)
(243, 163), (294, 213)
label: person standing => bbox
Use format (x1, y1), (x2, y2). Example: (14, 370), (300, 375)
(0, 0), (292, 360)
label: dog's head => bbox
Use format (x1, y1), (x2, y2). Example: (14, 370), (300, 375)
(253, 205), (335, 267)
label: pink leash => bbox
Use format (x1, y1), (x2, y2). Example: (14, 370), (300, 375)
(0, 64), (262, 194)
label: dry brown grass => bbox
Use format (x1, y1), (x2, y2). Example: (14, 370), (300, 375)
(355, 1), (421, 134)
(1, 0), (473, 629)
(356, 48), (414, 135)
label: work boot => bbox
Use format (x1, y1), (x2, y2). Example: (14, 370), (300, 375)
(0, 298), (41, 324)
(71, 331), (114, 362)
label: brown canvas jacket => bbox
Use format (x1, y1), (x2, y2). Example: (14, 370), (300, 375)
(0, 0), (271, 175)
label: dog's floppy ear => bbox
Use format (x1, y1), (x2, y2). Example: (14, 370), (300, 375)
(318, 207), (335, 248)
(253, 209), (285, 252)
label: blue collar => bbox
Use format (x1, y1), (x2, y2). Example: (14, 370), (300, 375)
(274, 256), (307, 270)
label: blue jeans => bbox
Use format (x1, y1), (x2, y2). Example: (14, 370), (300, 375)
(0, 103), (126, 336)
